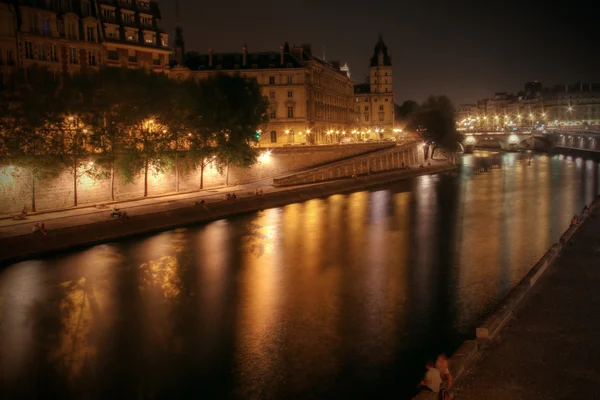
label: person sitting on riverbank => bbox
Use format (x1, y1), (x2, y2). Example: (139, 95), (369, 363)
(32, 222), (47, 236)
(435, 354), (453, 395)
(231, 193), (237, 200)
(225, 193), (231, 200)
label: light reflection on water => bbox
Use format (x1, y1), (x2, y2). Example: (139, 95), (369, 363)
(1, 152), (599, 398)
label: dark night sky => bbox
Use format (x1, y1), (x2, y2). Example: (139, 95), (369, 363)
(158, 0), (598, 105)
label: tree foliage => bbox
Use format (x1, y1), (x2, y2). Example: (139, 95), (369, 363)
(0, 66), (269, 206)
(395, 100), (419, 124)
(407, 95), (462, 153)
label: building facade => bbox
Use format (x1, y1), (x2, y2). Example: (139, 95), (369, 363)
(459, 81), (600, 131)
(0, 0), (170, 81)
(170, 42), (357, 147)
(353, 36), (395, 139)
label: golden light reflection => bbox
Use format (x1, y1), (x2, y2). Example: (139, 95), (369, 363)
(236, 208), (283, 394)
(50, 244), (120, 381)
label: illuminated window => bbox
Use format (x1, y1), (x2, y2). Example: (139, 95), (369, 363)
(287, 106), (294, 118)
(87, 50), (96, 66)
(68, 47), (77, 64)
(270, 130), (277, 143)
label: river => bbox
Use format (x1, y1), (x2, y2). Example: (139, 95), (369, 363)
(1, 151), (599, 399)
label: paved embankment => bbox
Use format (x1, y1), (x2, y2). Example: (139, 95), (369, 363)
(0, 162), (455, 266)
(413, 195), (600, 399)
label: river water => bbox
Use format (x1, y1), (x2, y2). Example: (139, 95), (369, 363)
(1, 151), (599, 399)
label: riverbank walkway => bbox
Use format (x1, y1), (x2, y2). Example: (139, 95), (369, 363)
(0, 161), (454, 264)
(453, 206), (600, 399)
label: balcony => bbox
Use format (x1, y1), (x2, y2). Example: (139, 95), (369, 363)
(128, 55), (137, 63)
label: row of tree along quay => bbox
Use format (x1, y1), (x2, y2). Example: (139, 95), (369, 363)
(0, 67), (269, 211)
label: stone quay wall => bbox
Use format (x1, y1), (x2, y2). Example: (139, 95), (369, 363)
(412, 194), (600, 400)
(273, 141), (425, 187)
(0, 143), (392, 215)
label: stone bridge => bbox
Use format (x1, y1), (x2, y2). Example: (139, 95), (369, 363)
(273, 142), (425, 187)
(462, 129), (600, 153)
(462, 131), (551, 153)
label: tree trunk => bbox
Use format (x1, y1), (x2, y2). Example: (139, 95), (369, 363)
(31, 168), (36, 212)
(73, 160), (78, 206)
(175, 152), (179, 192)
(110, 159), (115, 201)
(225, 163), (230, 186)
(200, 158), (205, 190)
(144, 156), (149, 197)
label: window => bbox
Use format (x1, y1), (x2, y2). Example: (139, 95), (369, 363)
(24, 41), (34, 59)
(129, 53), (137, 63)
(379, 115), (384, 121)
(287, 91), (292, 98)
(270, 108), (276, 119)
(374, 79), (377, 84)
(102, 8), (111, 19)
(384, 98), (388, 102)
(287, 106), (294, 118)
(385, 80), (387, 83)
(86, 25), (95, 42)
(379, 105), (384, 111)
(57, 19), (63, 33)
(364, 98), (368, 102)
(365, 115), (369, 121)
(82, 0), (91, 16)
(287, 76), (292, 84)
(385, 88), (388, 92)
(41, 18), (50, 35)
(141, 16), (152, 26)
(384, 72), (387, 76)
(38, 44), (46, 61)
(122, 12), (133, 23)
(374, 98), (378, 102)
(107, 50), (118, 60)
(355, 98), (359, 102)
(87, 50), (96, 66)
(365, 106), (369, 111)
(153, 55), (161, 65)
(269, 76), (275, 85)
(68, 47), (78, 64)
(6, 50), (14, 65)
(270, 130), (277, 143)
(67, 21), (77, 39)
(127, 32), (136, 41)
(269, 91), (275, 99)
(49, 44), (57, 62)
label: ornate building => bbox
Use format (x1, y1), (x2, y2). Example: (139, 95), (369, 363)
(0, 0), (170, 81)
(171, 42), (357, 146)
(353, 35), (395, 139)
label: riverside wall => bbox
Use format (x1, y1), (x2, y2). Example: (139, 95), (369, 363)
(0, 143), (392, 215)
(412, 194), (600, 400)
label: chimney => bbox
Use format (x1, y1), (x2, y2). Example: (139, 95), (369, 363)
(280, 45), (284, 65)
(208, 48), (213, 67)
(242, 44), (247, 66)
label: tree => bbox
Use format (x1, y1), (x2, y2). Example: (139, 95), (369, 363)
(395, 100), (419, 124)
(189, 74), (269, 188)
(0, 67), (66, 211)
(408, 95), (462, 159)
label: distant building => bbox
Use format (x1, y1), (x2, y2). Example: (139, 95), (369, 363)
(170, 42), (357, 146)
(0, 0), (170, 82)
(459, 81), (600, 130)
(353, 35), (395, 139)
